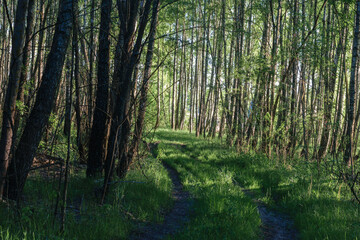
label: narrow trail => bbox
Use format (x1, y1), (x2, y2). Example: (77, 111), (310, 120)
(258, 203), (298, 240)
(131, 141), (297, 240)
(130, 146), (193, 240)
(242, 189), (299, 240)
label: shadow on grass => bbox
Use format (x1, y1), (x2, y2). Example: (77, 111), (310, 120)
(155, 129), (360, 240)
(157, 140), (261, 239)
(0, 155), (173, 240)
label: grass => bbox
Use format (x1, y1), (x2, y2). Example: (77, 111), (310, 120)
(1, 128), (359, 239)
(234, 153), (360, 239)
(0, 153), (172, 240)
(154, 129), (360, 240)
(154, 129), (261, 240)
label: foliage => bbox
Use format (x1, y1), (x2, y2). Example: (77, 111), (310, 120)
(0, 154), (172, 240)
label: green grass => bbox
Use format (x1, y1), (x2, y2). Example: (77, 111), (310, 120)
(154, 129), (360, 240)
(0, 154), (172, 240)
(154, 129), (261, 240)
(1, 128), (359, 239)
(233, 154), (360, 239)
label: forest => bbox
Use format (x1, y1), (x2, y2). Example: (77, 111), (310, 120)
(0, 0), (360, 239)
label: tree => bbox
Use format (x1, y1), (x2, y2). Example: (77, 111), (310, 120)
(344, 0), (360, 167)
(5, 0), (74, 200)
(128, 0), (161, 162)
(87, 0), (112, 177)
(0, 0), (29, 199)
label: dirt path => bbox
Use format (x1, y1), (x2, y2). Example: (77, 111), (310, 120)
(257, 203), (298, 240)
(242, 189), (298, 240)
(131, 142), (297, 239)
(130, 161), (192, 240)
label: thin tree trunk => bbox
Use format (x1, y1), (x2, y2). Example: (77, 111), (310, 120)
(88, 0), (95, 128)
(73, 7), (86, 163)
(171, 16), (178, 130)
(13, 0), (35, 140)
(344, 0), (360, 167)
(128, 0), (160, 163)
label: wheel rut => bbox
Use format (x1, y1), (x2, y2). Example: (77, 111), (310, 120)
(257, 203), (298, 240)
(130, 145), (192, 240)
(242, 189), (299, 240)
(131, 141), (297, 240)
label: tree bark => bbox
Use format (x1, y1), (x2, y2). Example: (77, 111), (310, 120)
(0, 0), (29, 199)
(6, 0), (73, 200)
(87, 0), (112, 177)
(104, 0), (151, 183)
(344, 0), (360, 167)
(128, 0), (160, 163)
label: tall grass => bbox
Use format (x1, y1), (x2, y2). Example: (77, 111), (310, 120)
(1, 129), (359, 239)
(154, 129), (360, 240)
(0, 154), (172, 239)
(155, 129), (261, 240)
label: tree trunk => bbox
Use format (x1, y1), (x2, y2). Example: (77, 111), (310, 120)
(73, 7), (86, 163)
(344, 0), (360, 167)
(13, 0), (36, 141)
(172, 16), (178, 130)
(87, 0), (112, 177)
(88, 0), (95, 128)
(6, 0), (73, 200)
(104, 0), (151, 184)
(0, 0), (29, 199)
(128, 0), (160, 163)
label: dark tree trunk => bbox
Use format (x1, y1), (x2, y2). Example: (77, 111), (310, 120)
(104, 0), (151, 183)
(6, 0), (73, 200)
(103, 0), (141, 183)
(73, 6), (86, 163)
(88, 0), (96, 128)
(155, 40), (161, 129)
(344, 0), (360, 167)
(13, 0), (36, 140)
(87, 0), (112, 177)
(128, 0), (160, 163)
(0, 0), (29, 199)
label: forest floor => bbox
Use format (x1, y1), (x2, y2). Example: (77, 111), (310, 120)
(130, 144), (193, 240)
(242, 188), (298, 239)
(0, 129), (359, 240)
(152, 129), (360, 240)
(131, 140), (298, 240)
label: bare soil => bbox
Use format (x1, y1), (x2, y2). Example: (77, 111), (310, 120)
(242, 189), (299, 240)
(130, 160), (193, 240)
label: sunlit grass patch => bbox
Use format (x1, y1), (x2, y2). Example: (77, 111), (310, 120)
(155, 129), (360, 240)
(156, 130), (261, 240)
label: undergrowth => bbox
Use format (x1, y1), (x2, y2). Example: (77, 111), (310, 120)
(1, 128), (359, 239)
(154, 129), (360, 240)
(155, 129), (261, 240)
(0, 154), (172, 240)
